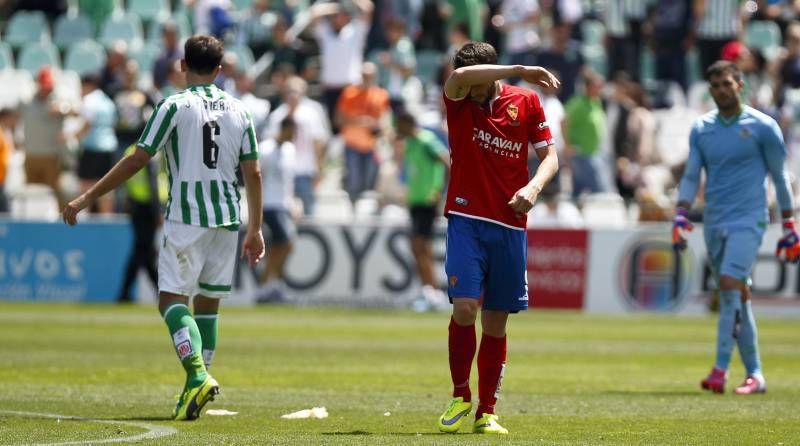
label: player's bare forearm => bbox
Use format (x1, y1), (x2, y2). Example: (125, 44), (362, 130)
(445, 65), (559, 99)
(240, 159), (265, 265)
(62, 148), (150, 225)
(529, 145), (559, 193)
(240, 160), (263, 233)
(508, 145), (557, 214)
(445, 65), (522, 98)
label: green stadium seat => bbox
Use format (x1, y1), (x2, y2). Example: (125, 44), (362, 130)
(686, 46), (702, 86)
(581, 44), (607, 78)
(232, 0), (254, 10)
(4, 11), (50, 49)
(640, 47), (655, 84)
(53, 13), (94, 50)
(581, 19), (605, 46)
(64, 40), (107, 76)
(17, 42), (60, 74)
(226, 44), (255, 71)
(146, 14), (192, 43)
(129, 42), (160, 73)
(415, 49), (444, 85)
(127, 0), (170, 23)
(0, 42), (14, 70)
(746, 20), (781, 56)
(99, 11), (144, 48)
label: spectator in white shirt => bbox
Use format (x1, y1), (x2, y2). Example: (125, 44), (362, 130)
(265, 76), (331, 216)
(310, 0), (374, 130)
(257, 117), (297, 304)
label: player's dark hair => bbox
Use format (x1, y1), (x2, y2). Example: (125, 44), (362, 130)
(184, 35), (224, 75)
(280, 117), (297, 130)
(395, 108), (416, 126)
(706, 60), (742, 82)
(453, 42), (497, 69)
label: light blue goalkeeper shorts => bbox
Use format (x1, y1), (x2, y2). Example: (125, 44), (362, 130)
(704, 224), (766, 286)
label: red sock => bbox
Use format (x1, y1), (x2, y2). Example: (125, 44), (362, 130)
(476, 333), (507, 418)
(448, 317), (476, 402)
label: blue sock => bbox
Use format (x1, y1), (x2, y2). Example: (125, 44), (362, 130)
(714, 290), (742, 371)
(736, 299), (762, 376)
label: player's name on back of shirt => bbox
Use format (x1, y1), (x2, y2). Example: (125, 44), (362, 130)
(199, 98), (232, 112)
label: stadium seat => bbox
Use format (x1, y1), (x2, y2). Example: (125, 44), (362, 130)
(0, 42), (14, 70)
(17, 42), (60, 75)
(640, 47), (655, 84)
(127, 0), (170, 23)
(581, 193), (628, 228)
(314, 190), (353, 221)
(53, 13), (95, 50)
(746, 20), (781, 57)
(226, 44), (255, 71)
(415, 49), (444, 85)
(146, 14), (192, 43)
(64, 41), (107, 76)
(581, 19), (605, 45)
(99, 11), (144, 48)
(686, 46), (702, 86)
(4, 11), (50, 49)
(129, 42), (160, 73)
(10, 183), (60, 221)
(581, 44), (607, 77)
(231, 0), (254, 10)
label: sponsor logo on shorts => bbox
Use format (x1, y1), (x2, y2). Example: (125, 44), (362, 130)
(455, 197), (468, 206)
(518, 293), (528, 301)
(538, 122), (549, 130)
(449, 275), (458, 288)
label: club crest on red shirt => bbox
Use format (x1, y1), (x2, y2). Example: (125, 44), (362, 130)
(507, 103), (519, 121)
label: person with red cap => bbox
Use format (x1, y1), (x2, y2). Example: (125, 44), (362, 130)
(19, 66), (73, 210)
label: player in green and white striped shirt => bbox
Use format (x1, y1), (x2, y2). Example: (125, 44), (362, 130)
(63, 35), (265, 421)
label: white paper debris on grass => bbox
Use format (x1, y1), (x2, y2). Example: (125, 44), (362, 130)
(281, 407), (328, 419)
(383, 412), (391, 416)
(206, 409), (239, 416)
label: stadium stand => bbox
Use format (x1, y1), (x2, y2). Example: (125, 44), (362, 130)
(64, 40), (107, 76)
(17, 42), (60, 75)
(4, 10), (49, 49)
(99, 11), (144, 48)
(0, 42), (14, 70)
(53, 13), (95, 50)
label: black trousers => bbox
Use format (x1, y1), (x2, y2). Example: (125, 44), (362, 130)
(118, 201), (159, 302)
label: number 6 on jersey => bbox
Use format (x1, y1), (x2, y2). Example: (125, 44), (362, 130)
(203, 121), (220, 169)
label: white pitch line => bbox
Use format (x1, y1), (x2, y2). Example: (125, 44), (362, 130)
(0, 410), (177, 446)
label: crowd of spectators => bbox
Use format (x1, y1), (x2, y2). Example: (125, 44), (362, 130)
(2, 0), (800, 229)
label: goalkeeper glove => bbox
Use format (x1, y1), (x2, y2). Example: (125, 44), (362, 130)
(775, 218), (800, 263)
(672, 207), (693, 252)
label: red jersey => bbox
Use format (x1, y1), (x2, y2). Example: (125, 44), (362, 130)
(443, 83), (554, 229)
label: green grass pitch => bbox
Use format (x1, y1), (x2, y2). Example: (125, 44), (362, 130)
(0, 302), (798, 445)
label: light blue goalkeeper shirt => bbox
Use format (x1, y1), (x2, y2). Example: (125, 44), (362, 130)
(678, 105), (793, 228)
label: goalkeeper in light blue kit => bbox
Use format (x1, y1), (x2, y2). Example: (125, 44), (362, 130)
(674, 61), (800, 395)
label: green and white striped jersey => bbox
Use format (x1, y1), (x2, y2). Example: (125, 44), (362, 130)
(137, 84), (258, 228)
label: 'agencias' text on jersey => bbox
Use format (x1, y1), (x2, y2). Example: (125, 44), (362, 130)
(137, 84), (258, 228)
(443, 83), (554, 229)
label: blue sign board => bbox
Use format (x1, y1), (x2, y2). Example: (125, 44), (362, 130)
(0, 219), (133, 302)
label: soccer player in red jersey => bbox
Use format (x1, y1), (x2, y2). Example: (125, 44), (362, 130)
(436, 42), (560, 434)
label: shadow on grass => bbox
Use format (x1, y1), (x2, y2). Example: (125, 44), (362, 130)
(603, 390), (702, 397)
(92, 416), (175, 422)
(322, 431), (461, 437)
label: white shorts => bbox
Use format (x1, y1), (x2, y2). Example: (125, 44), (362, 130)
(158, 221), (238, 298)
